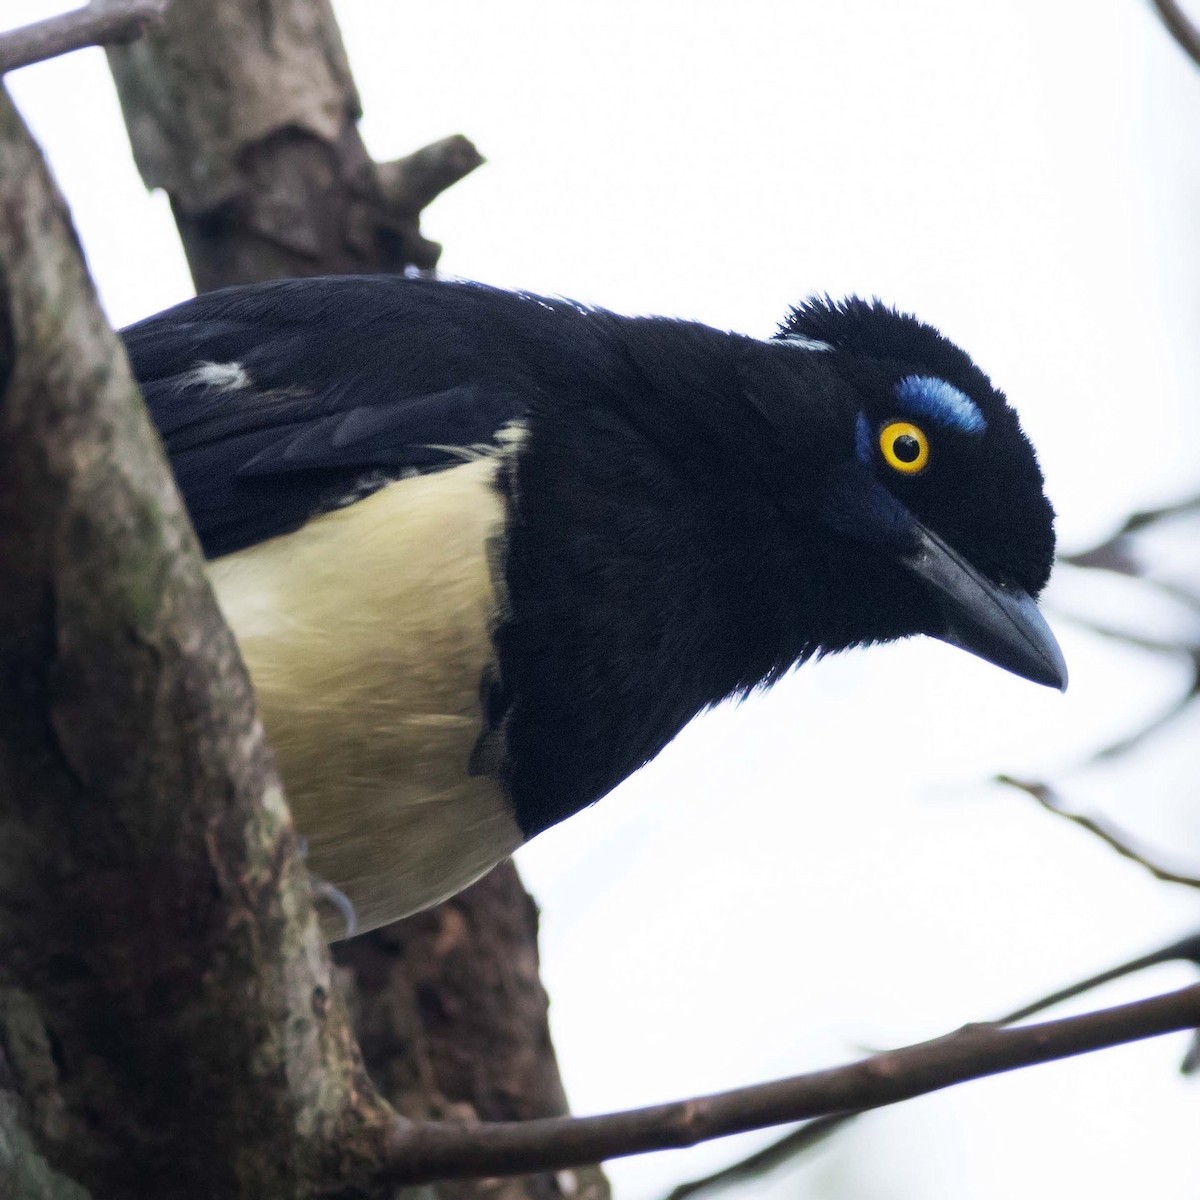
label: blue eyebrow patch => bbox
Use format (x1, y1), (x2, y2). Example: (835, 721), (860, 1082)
(895, 375), (986, 435)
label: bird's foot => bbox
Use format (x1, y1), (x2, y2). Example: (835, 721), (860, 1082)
(296, 834), (359, 940)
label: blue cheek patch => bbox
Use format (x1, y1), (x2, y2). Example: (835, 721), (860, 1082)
(895, 375), (986, 435)
(819, 460), (916, 552)
(855, 411), (873, 466)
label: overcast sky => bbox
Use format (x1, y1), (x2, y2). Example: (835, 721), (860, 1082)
(6, 3), (1200, 1197)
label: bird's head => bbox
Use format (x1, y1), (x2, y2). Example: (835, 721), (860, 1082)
(735, 295), (1065, 690)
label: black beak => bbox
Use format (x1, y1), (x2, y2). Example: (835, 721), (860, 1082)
(900, 524), (1068, 691)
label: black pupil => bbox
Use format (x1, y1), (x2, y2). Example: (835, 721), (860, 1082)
(893, 434), (921, 463)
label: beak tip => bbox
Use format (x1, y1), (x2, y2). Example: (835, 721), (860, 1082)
(1044, 667), (1068, 694)
(995, 647), (1067, 692)
(1041, 635), (1069, 694)
(898, 524), (1070, 696)
(1026, 636), (1068, 693)
(1001, 629), (1068, 693)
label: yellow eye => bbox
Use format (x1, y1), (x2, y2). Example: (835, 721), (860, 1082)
(878, 420), (930, 475)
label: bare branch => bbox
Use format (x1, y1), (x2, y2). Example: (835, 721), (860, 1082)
(998, 776), (1200, 891)
(0, 0), (168, 74)
(1053, 613), (1195, 657)
(1183, 1031), (1200, 1073)
(1061, 492), (1200, 576)
(1151, 0), (1200, 69)
(663, 930), (1200, 1198)
(373, 985), (1200, 1185)
(1046, 608), (1200, 761)
(1092, 492), (1200, 544)
(997, 931), (1200, 1025)
(1089, 673), (1200, 761)
(105, 0), (485, 288)
(664, 1115), (854, 1200)
(376, 135), (486, 217)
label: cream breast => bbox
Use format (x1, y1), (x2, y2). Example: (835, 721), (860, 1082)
(208, 455), (522, 938)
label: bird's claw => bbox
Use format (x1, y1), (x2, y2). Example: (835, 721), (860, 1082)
(296, 834), (359, 939)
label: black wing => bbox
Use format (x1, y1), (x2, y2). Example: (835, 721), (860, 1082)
(122, 275), (601, 558)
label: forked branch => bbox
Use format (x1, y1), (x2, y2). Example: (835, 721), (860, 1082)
(1151, 0), (1200, 68)
(0, 0), (168, 73)
(368, 984), (1200, 1185)
(999, 776), (1200, 891)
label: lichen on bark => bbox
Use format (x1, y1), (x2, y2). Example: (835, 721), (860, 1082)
(0, 87), (390, 1199)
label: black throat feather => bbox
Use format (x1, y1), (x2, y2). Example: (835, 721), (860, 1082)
(492, 319), (875, 837)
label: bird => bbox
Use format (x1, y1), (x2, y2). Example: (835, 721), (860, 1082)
(121, 275), (1067, 938)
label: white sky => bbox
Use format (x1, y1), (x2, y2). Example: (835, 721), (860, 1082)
(6, 2), (1200, 1198)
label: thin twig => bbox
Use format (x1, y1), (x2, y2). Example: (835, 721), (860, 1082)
(1053, 613), (1194, 658)
(0, 0), (168, 74)
(1136, 577), (1200, 615)
(1089, 676), (1200, 762)
(1151, 0), (1200, 68)
(1097, 493), (1200, 543)
(997, 931), (1200, 1025)
(1060, 491), (1200, 577)
(1182, 1031), (1200, 1073)
(376, 135), (486, 217)
(998, 776), (1200, 891)
(999, 933), (1200, 1079)
(664, 1114), (854, 1200)
(1058, 489), (1200, 621)
(1059, 551), (1200, 617)
(374, 984), (1200, 1184)
(665, 930), (1200, 1199)
(1048, 598), (1200, 763)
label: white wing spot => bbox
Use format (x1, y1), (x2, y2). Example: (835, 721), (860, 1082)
(185, 361), (252, 390)
(778, 335), (834, 352)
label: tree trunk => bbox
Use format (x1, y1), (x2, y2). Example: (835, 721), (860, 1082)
(107, 4), (605, 1198)
(0, 86), (390, 1200)
(108, 0), (481, 290)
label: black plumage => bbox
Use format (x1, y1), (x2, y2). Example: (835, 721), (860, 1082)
(122, 276), (1064, 932)
(127, 278), (600, 557)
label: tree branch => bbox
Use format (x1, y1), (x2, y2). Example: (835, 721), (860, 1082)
(1060, 492), (1200, 580)
(0, 0), (168, 74)
(105, 0), (483, 288)
(0, 85), (390, 1196)
(664, 1114), (853, 1200)
(997, 931), (1200, 1024)
(372, 984), (1200, 1185)
(998, 776), (1200, 891)
(1151, 0), (1200, 69)
(376, 135), (486, 217)
(662, 929), (1200, 1199)
(104, 5), (578, 1198)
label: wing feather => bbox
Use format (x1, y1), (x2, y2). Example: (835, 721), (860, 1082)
(121, 276), (597, 558)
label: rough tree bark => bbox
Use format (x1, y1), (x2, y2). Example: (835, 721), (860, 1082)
(2, 5), (1197, 1193)
(107, 0), (482, 290)
(0, 88), (391, 1199)
(106, 4), (606, 1199)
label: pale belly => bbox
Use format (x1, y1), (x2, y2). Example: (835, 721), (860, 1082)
(208, 456), (523, 938)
